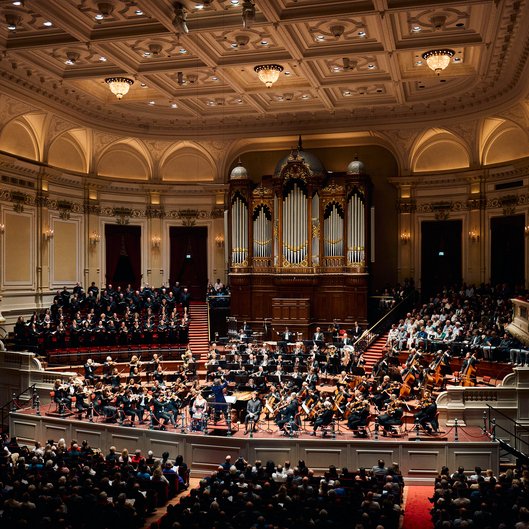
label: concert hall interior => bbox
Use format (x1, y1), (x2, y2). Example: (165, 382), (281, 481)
(1, 0), (529, 526)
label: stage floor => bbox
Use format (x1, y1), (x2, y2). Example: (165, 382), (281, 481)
(16, 405), (489, 443)
(10, 408), (499, 481)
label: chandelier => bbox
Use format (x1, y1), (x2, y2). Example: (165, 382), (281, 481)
(421, 49), (455, 75)
(105, 77), (134, 99)
(254, 64), (284, 88)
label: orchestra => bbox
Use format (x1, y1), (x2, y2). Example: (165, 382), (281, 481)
(44, 314), (458, 440)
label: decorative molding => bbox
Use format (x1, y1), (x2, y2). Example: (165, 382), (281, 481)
(396, 199), (416, 213)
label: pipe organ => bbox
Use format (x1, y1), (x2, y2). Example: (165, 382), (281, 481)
(228, 143), (371, 334)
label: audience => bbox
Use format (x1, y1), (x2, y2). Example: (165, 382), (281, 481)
(430, 464), (529, 529)
(154, 457), (403, 529)
(385, 283), (527, 362)
(0, 434), (188, 529)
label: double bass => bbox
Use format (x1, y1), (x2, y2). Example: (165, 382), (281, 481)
(460, 354), (477, 387)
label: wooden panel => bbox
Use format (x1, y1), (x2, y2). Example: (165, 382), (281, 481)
(150, 439), (181, 458)
(356, 449), (396, 470)
(253, 447), (293, 465)
(11, 419), (37, 444)
(451, 450), (494, 472)
(272, 298), (310, 322)
(302, 448), (344, 473)
(110, 433), (142, 451)
(76, 429), (103, 450)
(408, 450), (441, 474)
(45, 424), (69, 443)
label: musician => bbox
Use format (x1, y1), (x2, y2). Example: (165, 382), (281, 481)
(460, 351), (479, 386)
(102, 356), (115, 382)
(312, 327), (325, 347)
(117, 389), (137, 426)
(305, 367), (319, 390)
(372, 375), (393, 410)
(372, 355), (389, 379)
(146, 353), (162, 378)
(110, 367), (122, 389)
(333, 383), (349, 417)
(414, 391), (439, 434)
(98, 387), (119, 422)
(52, 379), (71, 411)
(378, 394), (404, 435)
(341, 332), (354, 347)
(244, 391), (262, 434)
(275, 395), (299, 435)
(346, 397), (370, 435)
(253, 366), (268, 389)
(129, 355), (142, 378)
(83, 358), (99, 384)
(153, 365), (165, 386)
(190, 392), (208, 431)
(135, 387), (149, 424)
(73, 382), (89, 417)
(151, 394), (176, 430)
(311, 400), (334, 436)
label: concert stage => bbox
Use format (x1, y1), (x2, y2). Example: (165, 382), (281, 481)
(10, 408), (499, 482)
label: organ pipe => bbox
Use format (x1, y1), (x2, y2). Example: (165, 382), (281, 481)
(231, 196), (248, 265)
(347, 192), (365, 264)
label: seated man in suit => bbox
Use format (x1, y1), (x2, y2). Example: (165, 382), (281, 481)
(244, 391), (262, 434)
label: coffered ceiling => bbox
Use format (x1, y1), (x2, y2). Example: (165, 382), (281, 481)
(0, 0), (527, 137)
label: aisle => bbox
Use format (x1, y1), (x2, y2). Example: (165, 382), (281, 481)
(402, 485), (433, 529)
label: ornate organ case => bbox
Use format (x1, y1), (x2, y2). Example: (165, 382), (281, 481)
(228, 147), (370, 337)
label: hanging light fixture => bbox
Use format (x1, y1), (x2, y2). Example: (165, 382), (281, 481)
(173, 2), (189, 34)
(254, 64), (283, 88)
(242, 0), (255, 29)
(105, 77), (134, 99)
(421, 49), (455, 75)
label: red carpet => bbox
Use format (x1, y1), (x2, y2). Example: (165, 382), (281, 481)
(402, 485), (433, 529)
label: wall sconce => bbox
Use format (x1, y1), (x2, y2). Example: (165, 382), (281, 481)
(0, 223), (4, 235)
(400, 231), (411, 244)
(89, 232), (101, 246)
(215, 234), (225, 248)
(525, 225), (529, 237)
(469, 229), (480, 243)
(44, 228), (54, 241)
(151, 235), (161, 249)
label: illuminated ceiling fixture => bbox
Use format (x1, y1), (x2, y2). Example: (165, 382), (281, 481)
(6, 13), (21, 31)
(96, 2), (114, 19)
(105, 77), (134, 99)
(64, 51), (80, 65)
(173, 2), (189, 34)
(422, 49), (455, 75)
(254, 64), (283, 88)
(242, 0), (255, 29)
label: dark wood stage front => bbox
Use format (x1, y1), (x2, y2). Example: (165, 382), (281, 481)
(10, 408), (499, 482)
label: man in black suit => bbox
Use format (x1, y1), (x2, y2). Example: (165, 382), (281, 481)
(181, 287), (191, 314)
(351, 321), (362, 340)
(244, 391), (262, 434)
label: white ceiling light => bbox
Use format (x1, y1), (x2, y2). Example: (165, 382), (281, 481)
(105, 77), (134, 99)
(422, 49), (455, 75)
(254, 64), (283, 88)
